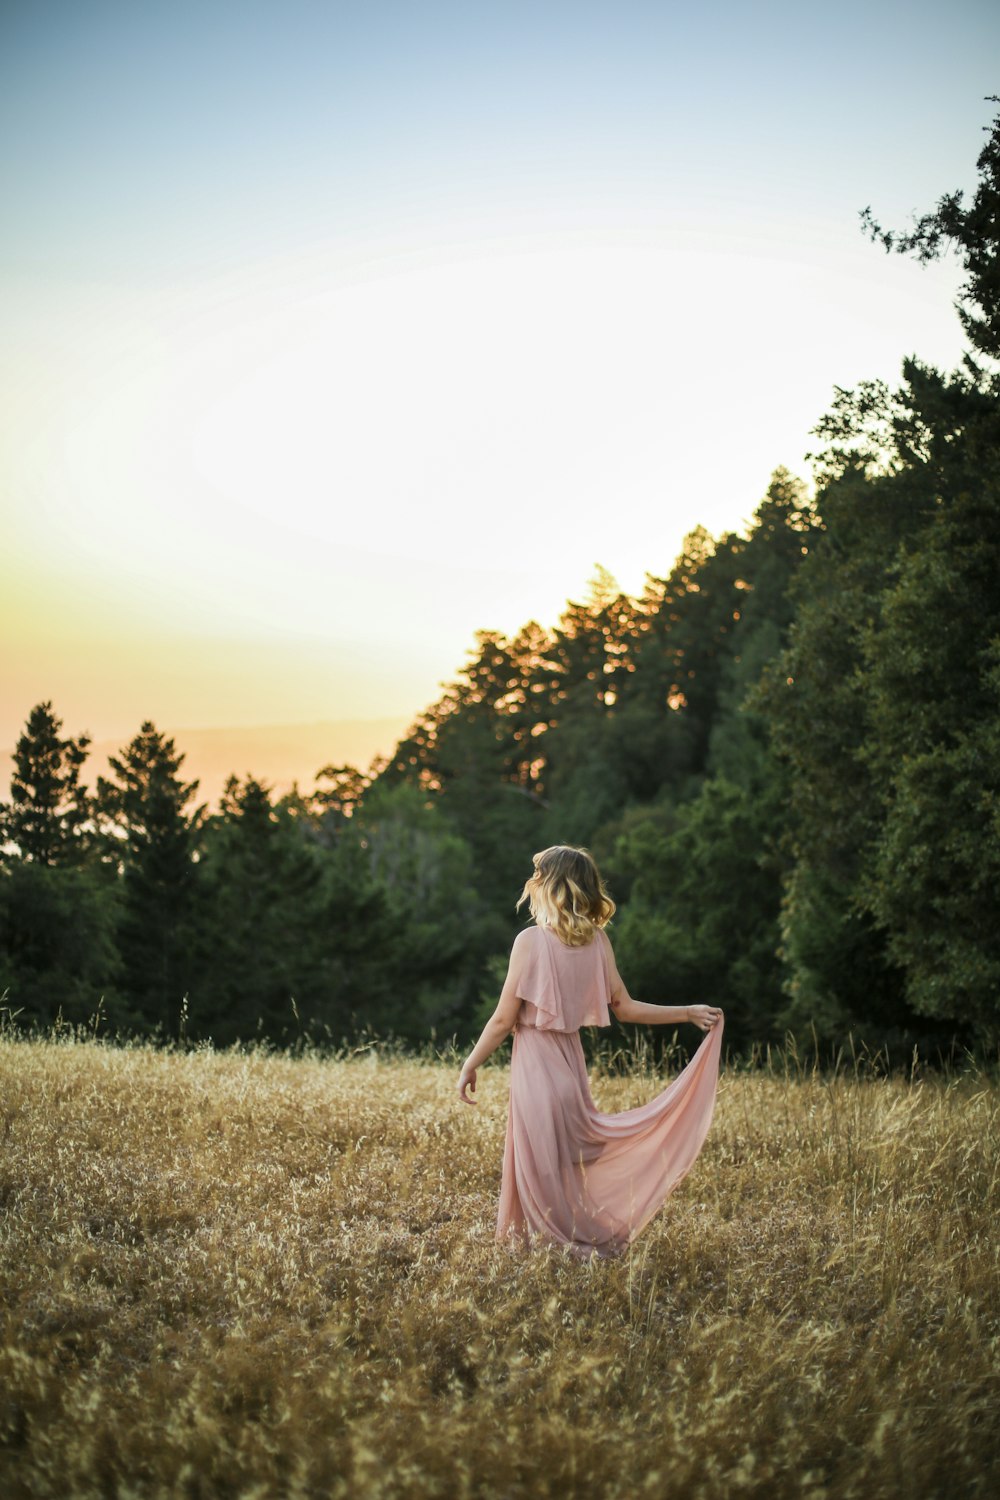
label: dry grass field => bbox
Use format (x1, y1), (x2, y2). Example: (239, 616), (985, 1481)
(1, 1032), (997, 1500)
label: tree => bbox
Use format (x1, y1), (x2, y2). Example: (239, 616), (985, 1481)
(348, 781), (493, 1037)
(707, 469), (819, 788)
(0, 860), (119, 1028)
(757, 101), (1000, 1048)
(95, 723), (204, 1031)
(613, 775), (785, 1052)
(860, 482), (1000, 1038)
(860, 97), (1000, 369)
(0, 703), (119, 1028)
(756, 457), (958, 1046)
(0, 702), (91, 865)
(607, 526), (749, 804)
(189, 776), (327, 1044)
(380, 627), (551, 914)
(312, 763), (369, 837)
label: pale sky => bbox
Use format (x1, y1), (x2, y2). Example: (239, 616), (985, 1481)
(1, 0), (996, 751)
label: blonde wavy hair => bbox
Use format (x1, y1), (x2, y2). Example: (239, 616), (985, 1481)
(516, 844), (616, 947)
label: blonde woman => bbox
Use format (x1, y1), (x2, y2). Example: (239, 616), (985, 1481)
(457, 844), (723, 1258)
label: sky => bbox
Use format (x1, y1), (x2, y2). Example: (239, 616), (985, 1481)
(1, 0), (997, 756)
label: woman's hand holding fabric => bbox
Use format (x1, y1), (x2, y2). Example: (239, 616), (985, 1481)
(688, 1005), (723, 1032)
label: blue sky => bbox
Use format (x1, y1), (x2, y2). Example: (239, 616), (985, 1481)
(3, 1), (995, 277)
(1, 0), (997, 747)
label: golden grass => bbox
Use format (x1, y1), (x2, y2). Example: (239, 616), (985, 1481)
(1, 1036), (997, 1499)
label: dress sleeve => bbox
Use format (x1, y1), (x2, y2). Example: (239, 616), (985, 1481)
(510, 928), (567, 1028)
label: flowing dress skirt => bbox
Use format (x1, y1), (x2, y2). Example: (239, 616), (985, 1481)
(496, 1018), (724, 1258)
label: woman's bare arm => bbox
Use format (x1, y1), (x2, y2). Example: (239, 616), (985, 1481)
(601, 931), (721, 1031)
(611, 995), (722, 1031)
(456, 942), (525, 1105)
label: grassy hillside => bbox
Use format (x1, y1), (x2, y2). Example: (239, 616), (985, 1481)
(1, 1037), (997, 1499)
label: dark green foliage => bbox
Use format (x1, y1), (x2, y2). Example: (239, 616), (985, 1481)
(0, 861), (119, 1027)
(191, 775), (492, 1044)
(0, 701), (91, 866)
(381, 625), (552, 915)
(754, 103), (1000, 1049)
(345, 782), (493, 1037)
(0, 706), (119, 1027)
(94, 723), (204, 1032)
(861, 95), (1000, 367)
(188, 776), (328, 1044)
(312, 764), (370, 829)
(861, 483), (1000, 1036)
(758, 421), (998, 1047)
(753, 464), (915, 1040)
(613, 777), (786, 1053)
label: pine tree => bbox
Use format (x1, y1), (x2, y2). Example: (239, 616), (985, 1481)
(0, 702), (91, 865)
(757, 102), (1000, 1048)
(0, 703), (118, 1026)
(95, 723), (204, 1030)
(860, 97), (1000, 370)
(190, 776), (326, 1043)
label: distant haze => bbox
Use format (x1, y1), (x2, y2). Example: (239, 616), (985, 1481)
(0, 717), (412, 812)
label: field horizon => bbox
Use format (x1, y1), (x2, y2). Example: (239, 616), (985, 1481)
(1, 1033), (997, 1499)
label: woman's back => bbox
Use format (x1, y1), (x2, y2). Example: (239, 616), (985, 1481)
(511, 925), (621, 1033)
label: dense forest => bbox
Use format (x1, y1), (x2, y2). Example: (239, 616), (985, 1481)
(3, 108), (999, 1057)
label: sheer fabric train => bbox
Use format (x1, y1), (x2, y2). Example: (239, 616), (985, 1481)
(496, 925), (723, 1258)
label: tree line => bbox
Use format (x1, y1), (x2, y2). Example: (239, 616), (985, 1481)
(3, 106), (999, 1056)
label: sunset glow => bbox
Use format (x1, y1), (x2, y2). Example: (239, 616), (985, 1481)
(2, 0), (995, 782)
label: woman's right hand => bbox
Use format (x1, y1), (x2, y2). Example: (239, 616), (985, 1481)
(687, 1005), (723, 1032)
(457, 1064), (478, 1105)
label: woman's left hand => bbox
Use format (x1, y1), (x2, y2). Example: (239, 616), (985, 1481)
(457, 1065), (477, 1105)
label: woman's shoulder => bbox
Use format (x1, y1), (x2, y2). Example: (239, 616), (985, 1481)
(518, 922), (611, 953)
(513, 923), (578, 946)
(511, 923), (568, 956)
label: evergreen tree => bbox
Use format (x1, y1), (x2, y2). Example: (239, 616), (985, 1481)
(348, 781), (495, 1036)
(757, 424), (975, 1047)
(861, 481), (1000, 1039)
(0, 860), (119, 1028)
(0, 701), (91, 865)
(0, 703), (118, 1028)
(382, 627), (550, 914)
(860, 96), (1000, 370)
(612, 472), (818, 1049)
(312, 764), (370, 839)
(189, 776), (327, 1043)
(613, 774), (785, 1052)
(95, 723), (203, 1031)
(758, 102), (1000, 1048)
(600, 527), (747, 811)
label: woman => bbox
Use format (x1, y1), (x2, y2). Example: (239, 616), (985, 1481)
(457, 845), (723, 1259)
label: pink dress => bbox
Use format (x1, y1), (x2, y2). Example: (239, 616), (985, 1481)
(496, 924), (724, 1259)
